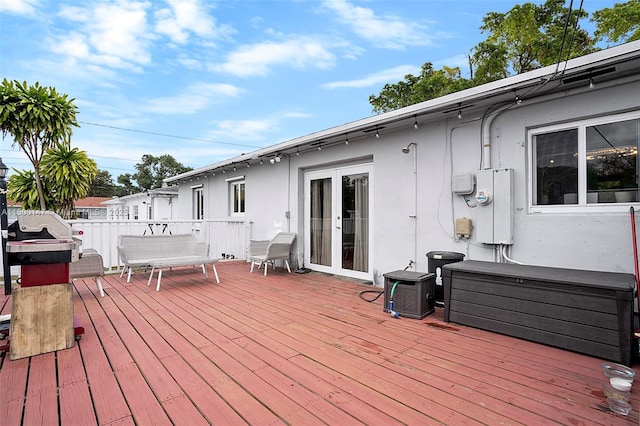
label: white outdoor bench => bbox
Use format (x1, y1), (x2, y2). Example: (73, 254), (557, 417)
(117, 234), (220, 291)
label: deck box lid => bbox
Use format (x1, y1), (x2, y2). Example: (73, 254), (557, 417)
(442, 260), (635, 292)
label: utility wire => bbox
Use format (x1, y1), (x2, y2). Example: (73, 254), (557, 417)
(78, 121), (263, 149)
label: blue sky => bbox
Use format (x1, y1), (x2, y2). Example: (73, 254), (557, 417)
(0, 0), (614, 181)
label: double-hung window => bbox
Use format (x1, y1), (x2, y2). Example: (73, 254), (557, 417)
(226, 176), (245, 216)
(192, 185), (204, 219)
(530, 111), (639, 211)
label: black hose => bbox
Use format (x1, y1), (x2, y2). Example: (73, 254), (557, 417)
(359, 289), (384, 302)
(359, 261), (413, 303)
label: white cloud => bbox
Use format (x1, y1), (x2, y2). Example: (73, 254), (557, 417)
(323, 65), (420, 89)
(143, 82), (244, 114)
(321, 0), (433, 49)
(206, 111), (311, 142)
(212, 37), (335, 77)
(0, 0), (38, 15)
(54, 1), (153, 70)
(154, 0), (235, 44)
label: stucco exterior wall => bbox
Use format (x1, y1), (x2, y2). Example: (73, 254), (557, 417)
(173, 77), (640, 284)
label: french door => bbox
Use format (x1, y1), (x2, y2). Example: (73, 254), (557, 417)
(304, 164), (372, 280)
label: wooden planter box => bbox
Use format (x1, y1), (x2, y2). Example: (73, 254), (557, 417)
(443, 260), (636, 366)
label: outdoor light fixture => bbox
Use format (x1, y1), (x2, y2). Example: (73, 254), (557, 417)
(413, 115), (419, 129)
(270, 155), (281, 164)
(270, 158), (275, 164)
(296, 149), (300, 156)
(345, 135), (349, 145)
(589, 77), (595, 89)
(0, 157), (10, 295)
(375, 129), (380, 138)
(318, 144), (322, 151)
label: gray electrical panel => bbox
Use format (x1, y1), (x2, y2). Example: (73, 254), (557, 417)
(474, 169), (513, 244)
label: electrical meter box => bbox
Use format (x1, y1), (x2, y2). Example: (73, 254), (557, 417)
(383, 270), (435, 319)
(474, 168), (514, 244)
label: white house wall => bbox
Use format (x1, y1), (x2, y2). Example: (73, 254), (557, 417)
(174, 75), (640, 284)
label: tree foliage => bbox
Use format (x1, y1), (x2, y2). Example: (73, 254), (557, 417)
(369, 64), (473, 114)
(7, 169), (49, 211)
(87, 169), (117, 197)
(40, 144), (98, 219)
(475, 0), (593, 75)
(9, 144), (98, 219)
(132, 154), (192, 190)
(0, 79), (79, 209)
(591, 0), (640, 44)
(368, 0), (639, 113)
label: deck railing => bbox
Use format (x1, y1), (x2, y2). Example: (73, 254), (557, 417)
(2, 219), (251, 276)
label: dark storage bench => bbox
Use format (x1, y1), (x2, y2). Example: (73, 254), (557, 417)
(442, 260), (636, 366)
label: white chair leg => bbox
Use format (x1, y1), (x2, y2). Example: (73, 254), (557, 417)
(147, 267), (155, 286)
(264, 261), (268, 276)
(120, 266), (127, 278)
(250, 261), (255, 273)
(285, 259), (291, 273)
(201, 264), (208, 278)
(95, 277), (105, 297)
(156, 269), (163, 291)
(212, 264), (220, 283)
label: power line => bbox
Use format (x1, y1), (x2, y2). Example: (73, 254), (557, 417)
(79, 121), (263, 149)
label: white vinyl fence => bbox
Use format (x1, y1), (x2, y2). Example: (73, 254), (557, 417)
(2, 219), (251, 277)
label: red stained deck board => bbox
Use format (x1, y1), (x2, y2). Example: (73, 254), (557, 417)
(23, 352), (58, 426)
(255, 364), (364, 425)
(160, 354), (249, 425)
(2, 261), (639, 425)
(0, 357), (28, 423)
(58, 380), (97, 425)
(114, 366), (172, 426)
(199, 343), (323, 425)
(263, 350), (404, 425)
(290, 354), (437, 425)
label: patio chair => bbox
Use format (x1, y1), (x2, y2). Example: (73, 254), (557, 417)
(69, 249), (105, 297)
(249, 232), (296, 276)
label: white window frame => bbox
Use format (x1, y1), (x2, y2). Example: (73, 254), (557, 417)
(133, 205), (139, 220)
(528, 110), (640, 213)
(228, 178), (245, 216)
(192, 185), (204, 220)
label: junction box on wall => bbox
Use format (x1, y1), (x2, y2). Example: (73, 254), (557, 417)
(474, 169), (514, 244)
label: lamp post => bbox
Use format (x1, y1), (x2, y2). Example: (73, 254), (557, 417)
(0, 158), (10, 295)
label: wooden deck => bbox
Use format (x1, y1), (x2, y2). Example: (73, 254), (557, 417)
(1, 260), (638, 425)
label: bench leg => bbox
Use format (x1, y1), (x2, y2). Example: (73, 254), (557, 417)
(95, 277), (105, 297)
(201, 264), (208, 278)
(147, 267), (155, 286)
(285, 259), (291, 273)
(156, 269), (163, 291)
(212, 264), (220, 283)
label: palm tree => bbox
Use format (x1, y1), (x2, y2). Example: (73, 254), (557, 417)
(7, 169), (50, 210)
(40, 144), (98, 219)
(0, 79), (79, 210)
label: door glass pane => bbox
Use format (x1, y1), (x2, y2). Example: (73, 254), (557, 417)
(342, 173), (368, 272)
(534, 129), (578, 205)
(587, 119), (639, 203)
(310, 178), (332, 266)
